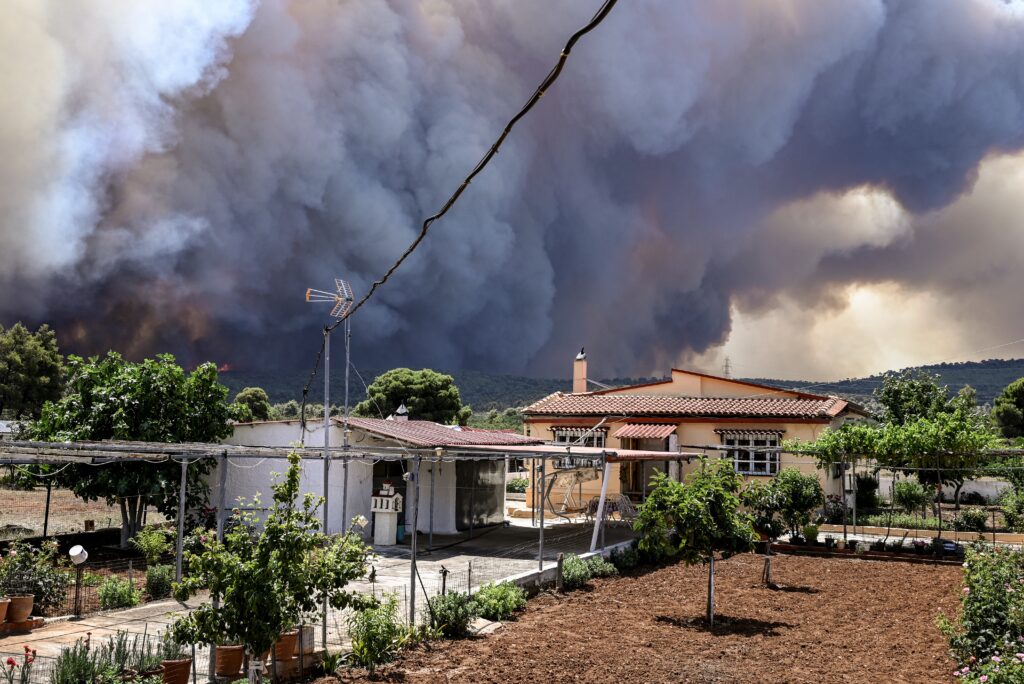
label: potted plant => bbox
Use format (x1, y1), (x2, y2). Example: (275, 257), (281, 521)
(0, 595), (8, 622)
(845, 539), (858, 551)
(214, 642), (245, 679)
(870, 539), (886, 552)
(913, 539), (927, 554)
(824, 535), (836, 550)
(294, 622), (316, 657)
(802, 524), (819, 545)
(172, 453), (374, 683)
(0, 540), (69, 620)
(158, 632), (190, 684)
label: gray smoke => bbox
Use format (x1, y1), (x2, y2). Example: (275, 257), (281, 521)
(3, 0), (1024, 376)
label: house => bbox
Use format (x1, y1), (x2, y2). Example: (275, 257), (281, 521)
(225, 414), (542, 538)
(0, 421), (14, 441)
(522, 352), (869, 510)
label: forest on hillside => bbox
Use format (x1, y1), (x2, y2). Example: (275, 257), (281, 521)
(220, 358), (1024, 412)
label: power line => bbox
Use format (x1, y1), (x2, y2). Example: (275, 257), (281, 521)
(296, 0), (619, 429)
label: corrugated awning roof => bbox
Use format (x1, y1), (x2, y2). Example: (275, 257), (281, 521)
(615, 423), (677, 440)
(343, 417), (544, 448)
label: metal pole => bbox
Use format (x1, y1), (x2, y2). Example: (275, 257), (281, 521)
(342, 317), (351, 534)
(469, 460), (476, 540)
(43, 480), (52, 537)
(211, 452), (228, 683)
(408, 457), (421, 625)
(175, 459), (188, 582)
(429, 460), (436, 549)
(322, 328), (330, 650)
(538, 457), (545, 572)
(590, 458), (612, 552)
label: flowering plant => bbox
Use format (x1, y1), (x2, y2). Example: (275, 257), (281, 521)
(953, 640), (1024, 682)
(2, 645), (35, 684)
(0, 540), (70, 612)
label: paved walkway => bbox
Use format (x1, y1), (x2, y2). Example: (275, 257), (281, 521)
(0, 522), (634, 659)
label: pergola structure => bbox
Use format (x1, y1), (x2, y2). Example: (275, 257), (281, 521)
(0, 438), (699, 627)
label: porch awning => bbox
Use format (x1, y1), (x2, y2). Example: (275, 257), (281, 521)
(615, 423), (677, 440)
(550, 426), (608, 437)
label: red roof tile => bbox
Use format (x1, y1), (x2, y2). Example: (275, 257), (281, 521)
(524, 392), (849, 420)
(614, 423), (679, 439)
(342, 417), (542, 448)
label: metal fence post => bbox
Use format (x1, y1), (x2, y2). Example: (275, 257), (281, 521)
(408, 457), (421, 625)
(175, 458), (188, 583)
(538, 457), (545, 572)
(467, 560), (472, 598)
(43, 480), (52, 537)
(556, 553), (564, 592)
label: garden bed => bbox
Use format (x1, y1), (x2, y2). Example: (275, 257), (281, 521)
(330, 554), (962, 683)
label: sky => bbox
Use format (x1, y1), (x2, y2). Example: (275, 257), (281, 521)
(2, 0), (1024, 381)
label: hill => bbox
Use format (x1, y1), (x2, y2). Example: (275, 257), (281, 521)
(743, 357), (1024, 407)
(219, 358), (1024, 413)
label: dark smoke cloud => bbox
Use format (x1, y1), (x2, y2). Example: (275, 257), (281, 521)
(3, 0), (1024, 378)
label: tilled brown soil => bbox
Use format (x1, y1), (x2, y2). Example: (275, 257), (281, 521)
(335, 553), (963, 683)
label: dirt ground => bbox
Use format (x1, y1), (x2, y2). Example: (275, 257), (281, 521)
(0, 487), (166, 540)
(332, 553), (963, 683)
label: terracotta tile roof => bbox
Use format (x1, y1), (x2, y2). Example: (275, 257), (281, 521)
(524, 392), (849, 420)
(342, 417), (542, 448)
(614, 423), (679, 439)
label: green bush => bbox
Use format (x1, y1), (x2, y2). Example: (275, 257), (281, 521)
(854, 474), (879, 511)
(347, 594), (410, 674)
(52, 631), (162, 684)
(561, 554), (592, 591)
(470, 582), (526, 622)
(505, 478), (529, 494)
(145, 564), (173, 600)
(0, 540), (70, 613)
(954, 508), (988, 533)
(802, 524), (819, 543)
(1002, 489), (1024, 532)
(610, 545), (639, 571)
(98, 576), (141, 610)
(893, 480), (931, 514)
(939, 545), (1024, 665)
(861, 513), (941, 530)
(131, 526), (172, 565)
(427, 592), (476, 639)
(585, 555), (618, 579)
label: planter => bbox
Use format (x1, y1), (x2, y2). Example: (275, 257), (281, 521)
(161, 658), (191, 684)
(271, 630), (299, 662)
(0, 597), (8, 623)
(7, 595), (33, 623)
(844, 540), (858, 552)
(215, 645), (244, 678)
(295, 625), (316, 656)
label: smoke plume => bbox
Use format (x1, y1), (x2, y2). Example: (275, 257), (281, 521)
(3, 0), (1024, 378)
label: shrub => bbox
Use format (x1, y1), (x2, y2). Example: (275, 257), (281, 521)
(145, 564), (174, 600)
(861, 513), (942, 530)
(585, 555), (618, 579)
(954, 508), (988, 533)
(893, 480), (931, 514)
(953, 646), (1024, 682)
(0, 540), (70, 613)
(98, 576), (141, 610)
(939, 545), (1024, 664)
(774, 469), (824, 536)
(52, 631), (163, 684)
(470, 582), (526, 622)
(560, 554), (592, 591)
(505, 478), (529, 494)
(347, 594), (410, 673)
(802, 524), (819, 543)
(131, 526), (173, 565)
(427, 592), (476, 639)
(821, 494), (850, 525)
(960, 491), (990, 506)
(610, 545), (640, 572)
(854, 474), (879, 511)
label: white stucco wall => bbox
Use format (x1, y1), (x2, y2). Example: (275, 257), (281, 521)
(223, 421), (373, 536)
(417, 460), (458, 535)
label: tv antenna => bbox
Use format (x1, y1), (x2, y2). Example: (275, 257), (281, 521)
(306, 278), (354, 318)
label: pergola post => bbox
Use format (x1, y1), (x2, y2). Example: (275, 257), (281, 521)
(590, 456), (612, 552)
(538, 456), (545, 572)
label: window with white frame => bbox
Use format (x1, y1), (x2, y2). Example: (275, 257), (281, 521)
(551, 428), (606, 469)
(719, 432), (782, 476)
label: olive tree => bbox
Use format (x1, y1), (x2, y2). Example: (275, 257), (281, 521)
(635, 459), (756, 625)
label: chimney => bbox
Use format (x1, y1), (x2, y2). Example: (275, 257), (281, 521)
(573, 348), (587, 394)
(394, 403), (409, 421)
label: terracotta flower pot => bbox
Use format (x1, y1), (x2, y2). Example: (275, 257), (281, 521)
(295, 625), (316, 656)
(215, 645), (244, 677)
(272, 630), (296, 663)
(7, 595), (33, 623)
(0, 597), (9, 623)
(161, 658), (191, 684)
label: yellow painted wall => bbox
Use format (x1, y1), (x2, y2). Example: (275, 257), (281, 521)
(524, 418), (841, 510)
(607, 369), (804, 399)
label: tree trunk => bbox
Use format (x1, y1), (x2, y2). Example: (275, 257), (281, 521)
(762, 551), (772, 586)
(706, 554), (715, 626)
(119, 498), (130, 548)
(954, 482), (964, 511)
